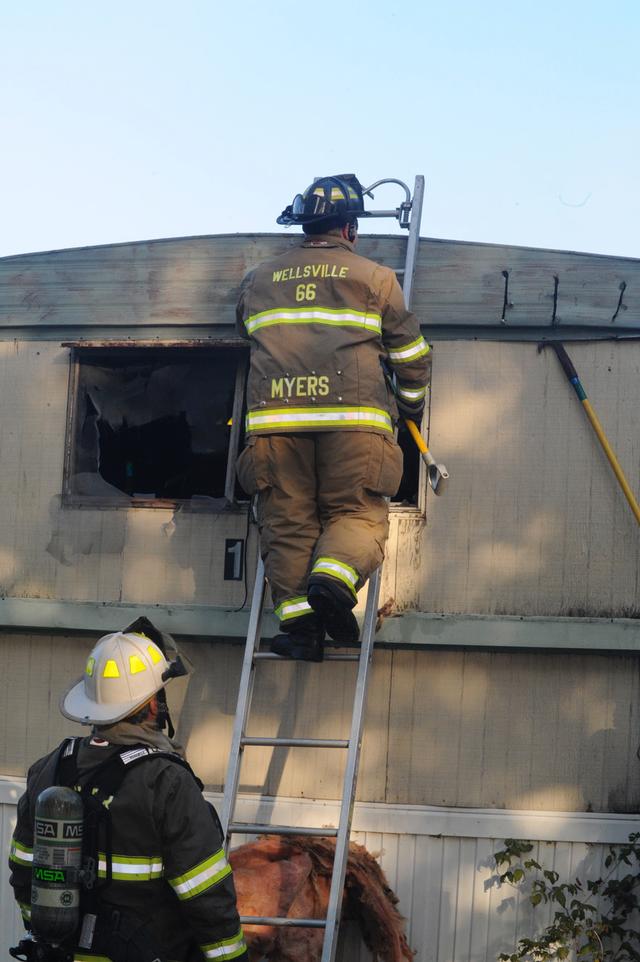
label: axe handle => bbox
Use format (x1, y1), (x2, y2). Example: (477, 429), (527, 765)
(405, 418), (429, 457)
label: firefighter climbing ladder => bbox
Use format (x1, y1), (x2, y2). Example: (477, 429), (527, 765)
(221, 176), (425, 962)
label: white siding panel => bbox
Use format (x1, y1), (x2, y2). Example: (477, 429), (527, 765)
(1, 784), (23, 948)
(3, 779), (637, 962)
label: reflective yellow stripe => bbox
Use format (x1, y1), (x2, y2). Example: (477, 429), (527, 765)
(311, 557), (359, 599)
(10, 839), (33, 866)
(169, 848), (232, 901)
(97, 852), (163, 881)
(246, 406), (392, 433)
(201, 929), (247, 960)
(388, 336), (430, 363)
(74, 955), (112, 961)
(245, 306), (381, 335)
(275, 597), (313, 622)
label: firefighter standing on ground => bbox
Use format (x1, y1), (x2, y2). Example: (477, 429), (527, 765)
(236, 174), (429, 662)
(9, 626), (248, 962)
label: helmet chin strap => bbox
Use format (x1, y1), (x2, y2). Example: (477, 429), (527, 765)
(155, 689), (175, 738)
(122, 616), (187, 740)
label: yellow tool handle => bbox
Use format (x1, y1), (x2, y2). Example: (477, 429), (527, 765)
(582, 399), (640, 526)
(405, 418), (428, 454)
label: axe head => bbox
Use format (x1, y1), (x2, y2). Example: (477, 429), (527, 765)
(424, 457), (450, 496)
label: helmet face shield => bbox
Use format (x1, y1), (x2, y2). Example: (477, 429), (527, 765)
(291, 193), (306, 216)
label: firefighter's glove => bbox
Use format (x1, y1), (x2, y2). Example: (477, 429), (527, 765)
(397, 398), (425, 426)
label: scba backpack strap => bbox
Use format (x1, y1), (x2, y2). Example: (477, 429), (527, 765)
(52, 739), (206, 962)
(54, 738), (208, 891)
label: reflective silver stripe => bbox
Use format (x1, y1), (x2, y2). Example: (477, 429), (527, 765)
(246, 407), (392, 432)
(10, 840), (33, 865)
(98, 855), (163, 880)
(397, 384), (427, 401)
(275, 597), (312, 621)
(388, 337), (430, 363)
(311, 557), (359, 597)
(245, 307), (381, 335)
(201, 934), (247, 960)
(170, 851), (231, 900)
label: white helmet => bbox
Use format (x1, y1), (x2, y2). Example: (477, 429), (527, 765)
(61, 631), (185, 726)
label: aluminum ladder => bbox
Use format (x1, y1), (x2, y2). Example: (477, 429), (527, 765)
(221, 175), (425, 962)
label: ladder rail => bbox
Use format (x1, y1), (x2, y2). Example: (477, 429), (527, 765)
(221, 554), (266, 846)
(402, 175), (425, 305)
(319, 565), (381, 962)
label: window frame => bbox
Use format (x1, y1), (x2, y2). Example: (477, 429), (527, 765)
(61, 340), (248, 511)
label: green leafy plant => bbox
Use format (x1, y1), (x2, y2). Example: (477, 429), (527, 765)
(491, 834), (640, 962)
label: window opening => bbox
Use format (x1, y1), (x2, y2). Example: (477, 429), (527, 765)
(64, 347), (247, 507)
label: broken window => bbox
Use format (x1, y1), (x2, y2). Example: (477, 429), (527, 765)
(64, 344), (247, 507)
(63, 343), (426, 512)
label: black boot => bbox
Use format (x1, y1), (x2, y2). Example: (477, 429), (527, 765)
(270, 622), (325, 662)
(308, 583), (360, 644)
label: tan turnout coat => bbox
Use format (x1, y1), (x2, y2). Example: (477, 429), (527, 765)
(236, 234), (429, 436)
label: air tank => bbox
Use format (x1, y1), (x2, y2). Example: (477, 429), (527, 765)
(31, 786), (83, 945)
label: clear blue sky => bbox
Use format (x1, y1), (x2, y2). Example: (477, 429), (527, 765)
(1, 0), (638, 258)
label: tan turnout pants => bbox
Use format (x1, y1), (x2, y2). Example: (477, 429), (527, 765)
(236, 432), (404, 629)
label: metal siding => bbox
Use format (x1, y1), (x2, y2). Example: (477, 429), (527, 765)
(3, 634), (640, 812)
(1, 787), (23, 948)
(1, 234), (639, 336)
(421, 340), (640, 618)
(2, 780), (637, 962)
(1, 340), (639, 623)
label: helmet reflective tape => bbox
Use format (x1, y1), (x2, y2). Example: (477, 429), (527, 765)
(10, 838), (33, 866)
(244, 306), (382, 335)
(246, 406), (393, 434)
(201, 929), (248, 960)
(275, 596), (313, 621)
(97, 852), (163, 881)
(387, 336), (430, 364)
(129, 654), (147, 674)
(315, 185), (356, 202)
(168, 847), (231, 901)
(311, 556), (359, 599)
(85, 657), (95, 677)
(147, 644), (162, 665)
(102, 660), (120, 678)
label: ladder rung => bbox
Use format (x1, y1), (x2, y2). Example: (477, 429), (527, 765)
(241, 736), (349, 748)
(395, 268), (406, 274)
(254, 651), (360, 661)
(228, 822), (338, 837)
(240, 916), (326, 928)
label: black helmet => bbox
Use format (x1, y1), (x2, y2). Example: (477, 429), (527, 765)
(277, 174), (365, 227)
